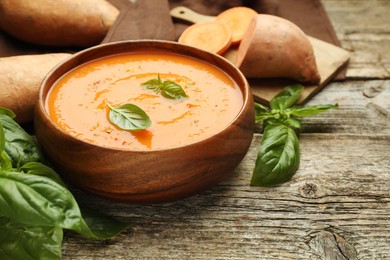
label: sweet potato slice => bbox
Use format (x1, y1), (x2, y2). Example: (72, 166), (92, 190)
(0, 0), (119, 47)
(235, 14), (321, 84)
(178, 21), (232, 54)
(216, 7), (257, 45)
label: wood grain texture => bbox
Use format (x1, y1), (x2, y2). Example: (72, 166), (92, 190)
(323, 0), (390, 79)
(271, 79), (390, 135)
(62, 134), (390, 259)
(60, 0), (390, 259)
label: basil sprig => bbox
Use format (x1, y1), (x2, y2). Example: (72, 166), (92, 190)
(107, 102), (151, 131)
(251, 84), (338, 186)
(141, 74), (188, 99)
(0, 108), (129, 260)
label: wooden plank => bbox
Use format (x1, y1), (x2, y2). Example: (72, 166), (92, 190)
(62, 134), (390, 259)
(285, 79), (390, 135)
(322, 0), (390, 79)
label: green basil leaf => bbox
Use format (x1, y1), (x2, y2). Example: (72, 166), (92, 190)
(288, 104), (339, 117)
(141, 76), (163, 92)
(162, 80), (188, 99)
(107, 103), (151, 131)
(255, 102), (269, 113)
(0, 152), (12, 171)
(0, 123), (12, 171)
(270, 84), (303, 110)
(0, 107), (16, 118)
(0, 216), (62, 260)
(0, 123), (4, 153)
(0, 114), (45, 167)
(283, 118), (302, 129)
(263, 118), (279, 129)
(254, 103), (274, 123)
(0, 171), (128, 239)
(81, 208), (130, 239)
(251, 123), (300, 186)
(20, 162), (66, 187)
(0, 171), (84, 229)
(141, 74), (188, 99)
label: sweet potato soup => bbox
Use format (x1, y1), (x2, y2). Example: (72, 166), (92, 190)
(45, 52), (244, 150)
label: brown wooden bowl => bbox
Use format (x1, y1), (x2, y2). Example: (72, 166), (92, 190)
(34, 40), (254, 203)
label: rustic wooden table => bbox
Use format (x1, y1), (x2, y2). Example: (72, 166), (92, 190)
(63, 1), (390, 259)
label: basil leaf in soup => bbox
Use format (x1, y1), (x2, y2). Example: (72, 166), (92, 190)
(141, 74), (188, 99)
(107, 103), (151, 131)
(141, 75), (163, 93)
(161, 80), (188, 99)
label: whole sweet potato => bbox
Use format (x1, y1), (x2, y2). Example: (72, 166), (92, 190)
(0, 0), (119, 47)
(235, 14), (321, 84)
(0, 53), (71, 123)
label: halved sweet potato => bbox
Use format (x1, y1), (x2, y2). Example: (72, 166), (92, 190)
(235, 14), (321, 84)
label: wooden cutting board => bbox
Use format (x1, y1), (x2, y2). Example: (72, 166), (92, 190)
(170, 6), (350, 105)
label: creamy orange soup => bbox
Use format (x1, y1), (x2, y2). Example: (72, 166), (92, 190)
(46, 52), (244, 150)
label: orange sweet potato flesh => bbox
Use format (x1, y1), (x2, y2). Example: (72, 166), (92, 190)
(178, 21), (232, 55)
(0, 53), (71, 124)
(216, 7), (257, 45)
(0, 0), (119, 47)
(235, 14), (321, 84)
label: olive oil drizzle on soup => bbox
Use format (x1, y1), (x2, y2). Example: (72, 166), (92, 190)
(46, 52), (244, 150)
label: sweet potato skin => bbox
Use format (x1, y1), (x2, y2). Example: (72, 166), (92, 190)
(235, 14), (320, 84)
(0, 0), (119, 47)
(0, 53), (71, 123)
